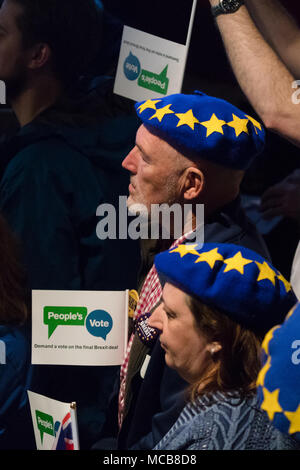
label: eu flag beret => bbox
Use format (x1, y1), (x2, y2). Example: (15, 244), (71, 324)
(154, 242), (297, 335)
(257, 302), (300, 441)
(135, 91), (265, 170)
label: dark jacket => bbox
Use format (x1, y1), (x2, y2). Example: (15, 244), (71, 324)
(117, 197), (271, 450)
(0, 77), (140, 449)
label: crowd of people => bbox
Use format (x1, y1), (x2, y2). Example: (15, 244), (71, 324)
(0, 0), (299, 452)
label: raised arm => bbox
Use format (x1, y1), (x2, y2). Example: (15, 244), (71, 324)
(208, 1), (300, 147)
(245, 0), (300, 78)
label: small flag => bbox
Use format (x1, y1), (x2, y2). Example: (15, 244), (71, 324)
(28, 391), (79, 450)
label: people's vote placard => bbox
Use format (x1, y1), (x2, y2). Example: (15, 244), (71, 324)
(114, 0), (198, 102)
(31, 290), (128, 366)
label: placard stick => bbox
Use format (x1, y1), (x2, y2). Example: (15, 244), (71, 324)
(70, 402), (80, 450)
(178, 0), (198, 92)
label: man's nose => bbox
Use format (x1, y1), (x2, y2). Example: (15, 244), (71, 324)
(148, 303), (164, 332)
(122, 147), (138, 173)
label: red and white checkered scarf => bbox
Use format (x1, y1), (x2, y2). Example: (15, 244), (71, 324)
(118, 230), (194, 428)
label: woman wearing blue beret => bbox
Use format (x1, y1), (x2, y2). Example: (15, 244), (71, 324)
(148, 242), (300, 450)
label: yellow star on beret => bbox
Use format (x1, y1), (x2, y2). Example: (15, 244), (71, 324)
(194, 248), (224, 269)
(277, 272), (292, 292)
(175, 109), (200, 130)
(284, 405), (300, 435)
(227, 114), (249, 137)
(261, 325), (280, 355)
(137, 99), (161, 114)
(260, 388), (283, 421)
(256, 355), (271, 387)
(246, 115), (262, 134)
(285, 303), (297, 321)
(170, 244), (200, 258)
(223, 251), (252, 275)
(255, 261), (277, 286)
(149, 104), (174, 123)
(200, 113), (226, 137)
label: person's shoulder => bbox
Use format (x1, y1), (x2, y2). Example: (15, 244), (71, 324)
(179, 394), (258, 449)
(187, 392), (257, 426)
(12, 135), (85, 167)
(3, 133), (95, 185)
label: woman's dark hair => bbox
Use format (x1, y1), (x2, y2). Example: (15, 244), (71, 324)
(0, 213), (28, 325)
(186, 295), (263, 401)
(12, 0), (102, 85)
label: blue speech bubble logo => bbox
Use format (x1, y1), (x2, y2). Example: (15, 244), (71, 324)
(85, 309), (113, 340)
(123, 52), (141, 81)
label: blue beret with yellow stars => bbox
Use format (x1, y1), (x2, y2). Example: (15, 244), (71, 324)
(135, 91), (265, 170)
(257, 302), (300, 441)
(154, 242), (297, 335)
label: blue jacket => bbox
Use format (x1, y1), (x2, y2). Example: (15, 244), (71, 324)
(0, 78), (140, 449)
(154, 392), (300, 450)
(0, 324), (34, 450)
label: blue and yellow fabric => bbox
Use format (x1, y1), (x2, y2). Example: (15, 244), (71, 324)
(257, 302), (300, 441)
(135, 91), (265, 170)
(154, 242), (297, 334)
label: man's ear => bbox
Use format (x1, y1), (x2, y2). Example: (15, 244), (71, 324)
(181, 167), (205, 201)
(27, 43), (52, 71)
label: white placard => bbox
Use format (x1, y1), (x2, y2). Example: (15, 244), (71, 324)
(113, 0), (197, 102)
(31, 290), (128, 366)
(114, 26), (187, 102)
(28, 391), (79, 450)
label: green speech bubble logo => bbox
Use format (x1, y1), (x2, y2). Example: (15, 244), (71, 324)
(138, 65), (169, 95)
(35, 410), (54, 443)
(44, 306), (88, 338)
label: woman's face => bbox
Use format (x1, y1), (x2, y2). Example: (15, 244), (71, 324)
(148, 282), (217, 384)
